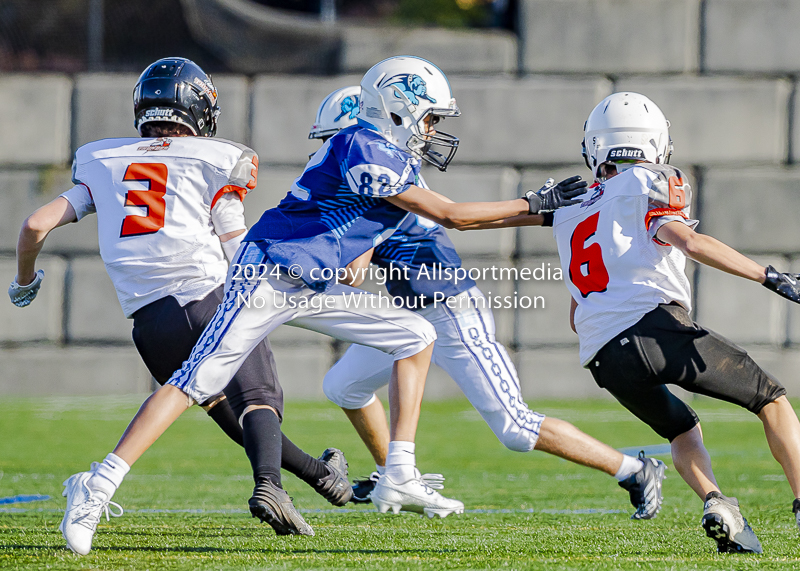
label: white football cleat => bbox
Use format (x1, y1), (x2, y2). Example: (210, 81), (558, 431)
(60, 470), (123, 555)
(371, 470), (464, 519)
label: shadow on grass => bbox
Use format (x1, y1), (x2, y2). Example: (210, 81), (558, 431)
(3, 544), (456, 556)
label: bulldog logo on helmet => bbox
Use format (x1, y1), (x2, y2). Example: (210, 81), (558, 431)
(335, 95), (359, 122)
(382, 74), (436, 105)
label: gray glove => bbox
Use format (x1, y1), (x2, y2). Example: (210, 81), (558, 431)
(525, 175), (588, 214)
(9, 270), (45, 307)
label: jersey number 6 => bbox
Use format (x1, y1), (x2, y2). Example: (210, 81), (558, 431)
(120, 163), (167, 237)
(569, 212), (610, 297)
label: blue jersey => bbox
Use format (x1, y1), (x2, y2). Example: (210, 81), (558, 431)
(246, 125), (417, 291)
(373, 212), (474, 308)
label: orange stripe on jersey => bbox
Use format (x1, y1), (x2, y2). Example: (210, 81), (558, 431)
(211, 185), (247, 211)
(645, 208), (688, 246)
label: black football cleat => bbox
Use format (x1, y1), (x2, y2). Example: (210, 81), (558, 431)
(249, 479), (314, 536)
(350, 472), (381, 504)
(312, 448), (353, 506)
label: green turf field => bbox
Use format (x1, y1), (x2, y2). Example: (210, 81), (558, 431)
(1, 395), (799, 570)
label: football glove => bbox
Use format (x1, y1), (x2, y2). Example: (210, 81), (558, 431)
(9, 270), (45, 308)
(525, 175), (588, 214)
(763, 265), (800, 304)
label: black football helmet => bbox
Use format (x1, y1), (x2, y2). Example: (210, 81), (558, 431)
(133, 57), (220, 137)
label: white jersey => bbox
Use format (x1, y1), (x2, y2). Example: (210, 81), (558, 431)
(62, 136), (258, 317)
(553, 164), (698, 366)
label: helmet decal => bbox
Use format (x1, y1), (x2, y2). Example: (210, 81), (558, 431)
(382, 74), (437, 105)
(334, 95), (359, 122)
(192, 76), (217, 104)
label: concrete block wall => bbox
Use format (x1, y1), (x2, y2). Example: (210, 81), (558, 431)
(5, 1), (800, 399)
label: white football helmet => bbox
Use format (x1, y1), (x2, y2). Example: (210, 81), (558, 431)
(359, 55), (461, 171)
(309, 86), (361, 140)
(582, 92), (673, 180)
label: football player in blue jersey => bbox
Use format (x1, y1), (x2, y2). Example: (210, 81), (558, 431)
(56, 56), (597, 530)
(309, 85), (669, 519)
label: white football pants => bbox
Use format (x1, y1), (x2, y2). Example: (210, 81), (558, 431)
(167, 242), (436, 404)
(323, 286), (545, 452)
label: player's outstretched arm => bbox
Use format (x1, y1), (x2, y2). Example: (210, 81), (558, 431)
(656, 221), (766, 283)
(659, 220), (800, 304)
(386, 185), (529, 229)
(387, 176), (586, 231)
(409, 186), (548, 229)
(10, 198), (78, 307)
(16, 197), (77, 283)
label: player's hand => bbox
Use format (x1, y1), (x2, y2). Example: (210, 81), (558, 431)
(8, 270), (45, 307)
(763, 265), (800, 304)
(525, 175), (588, 214)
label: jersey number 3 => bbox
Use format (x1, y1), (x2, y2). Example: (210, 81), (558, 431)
(120, 163), (167, 237)
(569, 212), (609, 297)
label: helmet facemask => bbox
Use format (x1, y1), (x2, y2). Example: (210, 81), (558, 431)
(404, 109), (460, 171)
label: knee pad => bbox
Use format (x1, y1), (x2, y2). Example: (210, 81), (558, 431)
(477, 406), (543, 452)
(323, 369), (374, 409)
(497, 426), (539, 453)
(392, 319), (436, 360)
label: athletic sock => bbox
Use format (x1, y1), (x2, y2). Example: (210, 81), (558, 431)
(384, 441), (416, 482)
(242, 409), (283, 488)
(280, 433), (329, 485)
(205, 400), (244, 447)
(87, 453), (130, 500)
(615, 454), (645, 481)
(376, 465), (385, 476)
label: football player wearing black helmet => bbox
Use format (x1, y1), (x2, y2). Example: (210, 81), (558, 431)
(14, 57), (353, 553)
(133, 57), (221, 137)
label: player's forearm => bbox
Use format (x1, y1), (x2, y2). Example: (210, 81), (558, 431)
(681, 233), (766, 283)
(457, 213), (545, 230)
(386, 186), (529, 229)
(439, 199), (530, 229)
(16, 221), (50, 285)
(16, 198), (78, 285)
(401, 198), (529, 229)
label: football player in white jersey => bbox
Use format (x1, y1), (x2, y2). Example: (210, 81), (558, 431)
(10, 58), (353, 553)
(548, 92), (800, 553)
(309, 86), (669, 519)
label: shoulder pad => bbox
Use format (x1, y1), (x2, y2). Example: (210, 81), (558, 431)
(634, 163), (689, 182)
(214, 138), (254, 154)
(637, 164), (692, 211)
(228, 146), (259, 191)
